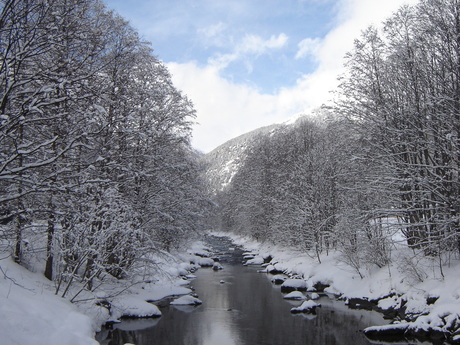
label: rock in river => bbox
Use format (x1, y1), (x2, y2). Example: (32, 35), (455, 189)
(291, 300), (321, 314)
(283, 291), (306, 300)
(281, 279), (308, 293)
(171, 295), (203, 306)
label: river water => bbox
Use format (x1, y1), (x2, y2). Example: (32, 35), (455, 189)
(97, 236), (393, 345)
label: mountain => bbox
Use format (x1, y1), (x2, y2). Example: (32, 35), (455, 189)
(202, 124), (279, 194)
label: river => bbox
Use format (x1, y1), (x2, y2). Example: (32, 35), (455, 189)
(97, 236), (397, 345)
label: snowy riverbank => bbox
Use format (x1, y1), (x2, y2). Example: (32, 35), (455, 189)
(218, 232), (460, 344)
(0, 241), (214, 345)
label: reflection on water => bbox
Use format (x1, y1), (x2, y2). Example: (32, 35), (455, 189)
(98, 237), (392, 345)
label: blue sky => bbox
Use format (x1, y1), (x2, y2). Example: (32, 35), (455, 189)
(106, 0), (336, 94)
(104, 0), (417, 152)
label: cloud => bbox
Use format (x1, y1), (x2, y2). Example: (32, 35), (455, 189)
(295, 37), (321, 60)
(239, 33), (289, 55)
(208, 33), (289, 71)
(167, 62), (304, 152)
(167, 0), (420, 153)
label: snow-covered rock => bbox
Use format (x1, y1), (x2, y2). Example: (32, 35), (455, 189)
(189, 241), (213, 258)
(177, 262), (196, 276)
(272, 276), (287, 285)
(197, 257), (215, 267)
(261, 253), (273, 263)
(310, 293), (320, 300)
(281, 279), (308, 292)
(111, 295), (162, 318)
(170, 295), (203, 306)
(363, 323), (409, 340)
(290, 300), (321, 314)
(213, 262), (223, 270)
(266, 264), (284, 274)
(283, 291), (306, 300)
(113, 318), (160, 331)
(245, 256), (265, 265)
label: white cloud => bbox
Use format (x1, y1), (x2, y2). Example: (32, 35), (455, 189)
(295, 37), (321, 60)
(208, 33), (289, 71)
(239, 33), (289, 55)
(167, 62), (303, 152)
(208, 52), (239, 70)
(168, 0), (420, 153)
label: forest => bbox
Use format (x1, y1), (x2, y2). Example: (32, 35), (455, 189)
(212, 0), (460, 279)
(0, 0), (210, 297)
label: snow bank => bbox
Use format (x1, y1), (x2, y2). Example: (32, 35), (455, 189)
(0, 257), (98, 345)
(220, 231), (460, 342)
(0, 239), (202, 345)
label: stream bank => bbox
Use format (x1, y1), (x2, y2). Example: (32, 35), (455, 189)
(226, 232), (460, 345)
(98, 235), (394, 345)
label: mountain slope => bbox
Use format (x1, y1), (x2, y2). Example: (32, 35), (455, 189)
(203, 124), (279, 194)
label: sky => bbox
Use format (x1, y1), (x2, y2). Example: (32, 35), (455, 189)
(104, 0), (418, 153)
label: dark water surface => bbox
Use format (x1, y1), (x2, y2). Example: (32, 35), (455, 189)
(97, 236), (393, 345)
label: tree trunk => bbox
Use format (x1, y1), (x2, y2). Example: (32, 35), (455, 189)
(44, 212), (55, 280)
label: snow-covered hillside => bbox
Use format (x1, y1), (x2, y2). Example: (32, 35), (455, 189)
(203, 122), (293, 193)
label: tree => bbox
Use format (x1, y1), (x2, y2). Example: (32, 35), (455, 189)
(1, 0), (208, 295)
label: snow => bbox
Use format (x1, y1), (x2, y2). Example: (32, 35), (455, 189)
(272, 276), (287, 284)
(283, 291), (306, 300)
(266, 263), (284, 273)
(245, 255), (265, 265)
(0, 240), (206, 345)
(113, 318), (160, 331)
(377, 296), (400, 310)
(196, 257), (215, 267)
(0, 257), (98, 345)
(110, 295), (161, 318)
(310, 292), (320, 300)
(265, 264), (276, 272)
(219, 231), (460, 340)
(290, 300), (321, 313)
(364, 323), (409, 332)
(281, 279), (307, 290)
(170, 295), (203, 305)
(188, 241), (213, 258)
(213, 262), (223, 270)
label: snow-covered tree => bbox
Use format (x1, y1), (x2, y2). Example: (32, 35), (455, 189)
(1, 0), (208, 292)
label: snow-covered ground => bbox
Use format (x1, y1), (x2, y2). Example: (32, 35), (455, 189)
(0, 256), (99, 345)
(0, 240), (213, 345)
(2, 231), (459, 344)
(216, 231), (460, 342)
